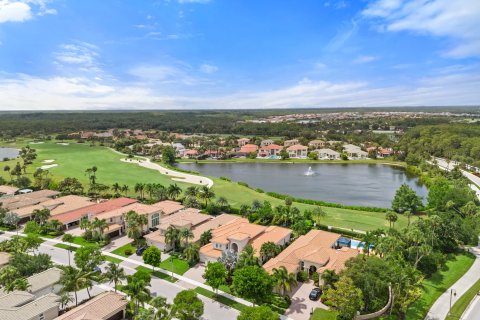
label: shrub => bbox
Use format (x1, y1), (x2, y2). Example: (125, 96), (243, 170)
(255, 188), (264, 193)
(62, 234), (74, 243)
(219, 176), (231, 182)
(297, 270), (309, 282)
(238, 181), (249, 188)
(124, 248), (133, 256)
(24, 221), (41, 234)
(312, 272), (320, 286)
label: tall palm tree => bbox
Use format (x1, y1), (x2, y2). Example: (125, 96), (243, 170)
(134, 183), (145, 199)
(33, 208), (51, 226)
(310, 206), (327, 227)
(58, 266), (90, 306)
(91, 217), (108, 238)
(199, 230), (212, 246)
(79, 218), (91, 231)
(0, 266), (20, 287)
(111, 182), (121, 195)
(154, 184), (167, 201)
(237, 244), (259, 268)
(272, 266), (297, 296)
(167, 184), (182, 200)
(85, 166), (98, 185)
(239, 204), (250, 218)
(104, 262), (126, 292)
(137, 214), (148, 234)
(121, 184), (129, 196)
(165, 226), (181, 252)
(216, 196), (229, 211)
(56, 292), (74, 310)
(385, 211), (398, 229)
(184, 243), (200, 265)
(124, 276), (151, 315)
(145, 183), (155, 199)
(149, 296), (171, 320)
(184, 186), (198, 198)
(198, 185), (215, 207)
(180, 228), (194, 246)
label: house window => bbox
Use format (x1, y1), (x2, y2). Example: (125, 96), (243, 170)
(151, 213), (160, 227)
(39, 314), (45, 320)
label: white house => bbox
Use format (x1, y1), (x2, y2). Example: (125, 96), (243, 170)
(287, 144), (308, 159)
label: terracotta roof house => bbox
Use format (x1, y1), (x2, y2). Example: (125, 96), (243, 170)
(260, 139), (274, 147)
(0, 190), (60, 210)
(150, 200), (185, 216)
(96, 203), (163, 233)
(284, 139), (299, 147)
(144, 208), (212, 251)
(199, 217), (291, 263)
(55, 292), (128, 320)
(0, 185), (18, 197)
(263, 230), (358, 275)
(378, 147), (394, 158)
(12, 195), (93, 221)
(287, 144), (308, 159)
(258, 144), (282, 158)
(80, 131), (95, 139)
(184, 149), (199, 159)
(50, 197), (138, 229)
(315, 148), (340, 160)
(0, 291), (59, 320)
(0, 252), (10, 267)
(237, 138), (250, 147)
(239, 144), (259, 154)
(308, 140), (325, 149)
(26, 268), (62, 297)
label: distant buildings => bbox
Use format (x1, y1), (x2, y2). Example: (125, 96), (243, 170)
(258, 144), (282, 158)
(283, 139), (299, 147)
(343, 144), (368, 160)
(315, 148), (340, 160)
(237, 138), (250, 147)
(287, 145), (308, 159)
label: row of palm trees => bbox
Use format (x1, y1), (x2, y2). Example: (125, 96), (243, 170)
(79, 217), (109, 241)
(164, 225), (201, 264)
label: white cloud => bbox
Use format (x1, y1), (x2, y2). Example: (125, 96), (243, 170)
(129, 64), (205, 86)
(199, 64), (218, 74)
(0, 1), (31, 23)
(362, 0), (480, 58)
(353, 55), (379, 64)
(0, 68), (479, 110)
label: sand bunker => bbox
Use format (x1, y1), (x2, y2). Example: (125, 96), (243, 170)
(57, 143), (70, 146)
(42, 159), (55, 163)
(30, 142), (45, 144)
(39, 164), (58, 170)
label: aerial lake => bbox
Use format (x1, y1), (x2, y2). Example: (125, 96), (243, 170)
(178, 162), (428, 208)
(0, 147), (19, 160)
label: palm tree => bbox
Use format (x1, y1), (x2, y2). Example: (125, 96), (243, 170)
(91, 217), (108, 238)
(5, 277), (30, 292)
(137, 214), (148, 234)
(124, 276), (151, 315)
(48, 219), (63, 234)
(237, 244), (259, 268)
(167, 184), (182, 200)
(239, 204), (250, 218)
(104, 262), (126, 292)
(145, 183), (155, 199)
(149, 296), (171, 320)
(0, 266), (20, 287)
(180, 228), (194, 246)
(154, 184), (167, 201)
(184, 186), (198, 198)
(405, 210), (413, 227)
(3, 165), (11, 181)
(33, 208), (51, 226)
(165, 226), (181, 252)
(112, 182), (121, 195)
(200, 230), (212, 245)
(79, 218), (91, 231)
(385, 211), (398, 229)
(58, 266), (89, 306)
(198, 186), (215, 207)
(125, 212), (142, 244)
(310, 207), (327, 227)
(184, 243), (200, 265)
(272, 266), (297, 296)
(251, 200), (262, 212)
(85, 166), (98, 185)
(260, 241), (281, 262)
(121, 184), (129, 196)
(56, 292), (74, 310)
(134, 183), (145, 199)
(216, 196), (229, 211)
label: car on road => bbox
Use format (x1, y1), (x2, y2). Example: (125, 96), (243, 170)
(309, 287), (322, 301)
(136, 246), (148, 256)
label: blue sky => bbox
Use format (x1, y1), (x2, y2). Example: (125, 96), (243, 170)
(0, 0), (479, 110)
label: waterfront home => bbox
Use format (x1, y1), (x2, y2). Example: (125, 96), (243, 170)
(260, 139), (274, 147)
(287, 144), (308, 159)
(199, 217), (291, 263)
(308, 140), (325, 149)
(237, 138), (250, 147)
(258, 144), (282, 158)
(172, 143), (186, 157)
(11, 195), (93, 222)
(0, 185), (18, 197)
(150, 200), (185, 216)
(378, 147), (394, 158)
(144, 208), (213, 251)
(239, 144), (259, 155)
(263, 230), (358, 276)
(55, 292), (128, 320)
(51, 197), (138, 230)
(0, 189), (60, 211)
(0, 291), (59, 320)
(315, 148), (340, 160)
(80, 131), (95, 139)
(184, 149), (199, 159)
(26, 267), (62, 297)
(284, 139), (299, 147)
(343, 144), (368, 159)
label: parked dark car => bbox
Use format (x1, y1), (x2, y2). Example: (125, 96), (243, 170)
(309, 287), (322, 301)
(136, 246), (148, 256)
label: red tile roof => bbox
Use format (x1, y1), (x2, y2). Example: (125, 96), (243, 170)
(239, 144), (259, 153)
(261, 144), (282, 151)
(51, 197), (138, 224)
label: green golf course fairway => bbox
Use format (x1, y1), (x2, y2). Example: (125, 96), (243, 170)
(2, 142), (409, 231)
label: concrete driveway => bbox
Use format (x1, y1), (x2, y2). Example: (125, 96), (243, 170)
(285, 281), (329, 320)
(103, 235), (133, 252)
(183, 264), (206, 284)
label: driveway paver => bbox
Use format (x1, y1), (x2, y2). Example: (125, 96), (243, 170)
(285, 281), (329, 320)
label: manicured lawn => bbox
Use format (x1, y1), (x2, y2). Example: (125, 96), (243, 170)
(310, 308), (338, 320)
(194, 287), (248, 312)
(406, 253), (476, 319)
(16, 141), (411, 231)
(111, 243), (136, 257)
(135, 266), (176, 283)
(54, 243), (77, 251)
(445, 277), (480, 320)
(103, 255), (123, 264)
(159, 256), (190, 275)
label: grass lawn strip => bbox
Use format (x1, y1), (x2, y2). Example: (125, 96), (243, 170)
(159, 256), (190, 275)
(406, 253), (476, 319)
(445, 277), (480, 320)
(194, 287), (248, 312)
(110, 243), (136, 257)
(310, 308), (338, 320)
(135, 266), (177, 283)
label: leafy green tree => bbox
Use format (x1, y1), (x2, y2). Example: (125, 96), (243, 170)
(260, 241), (281, 262)
(171, 289), (204, 320)
(162, 146), (176, 165)
(5, 277), (30, 292)
(323, 276), (363, 320)
(143, 246), (162, 272)
(149, 296), (172, 320)
(203, 262), (226, 294)
(2, 211), (19, 228)
(0, 266), (20, 288)
(74, 245), (104, 272)
(232, 266), (272, 305)
(272, 266), (297, 296)
(237, 305), (278, 320)
(104, 262), (127, 292)
(9, 252), (52, 277)
(391, 183), (422, 213)
(236, 244), (259, 269)
(124, 275), (151, 316)
(58, 177), (83, 195)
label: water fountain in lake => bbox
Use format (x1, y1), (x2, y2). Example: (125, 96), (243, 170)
(304, 166), (315, 176)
